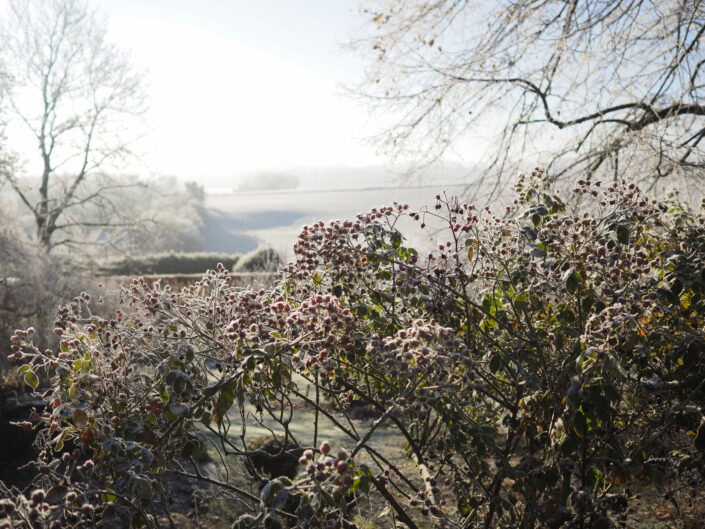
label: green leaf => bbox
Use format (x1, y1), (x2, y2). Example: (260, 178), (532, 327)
(616, 224), (630, 244)
(216, 383), (236, 415)
(74, 408), (88, 427)
(132, 476), (152, 497)
(351, 465), (372, 494)
(271, 489), (289, 511)
(24, 371), (39, 389)
(391, 231), (402, 248)
(559, 306), (575, 323)
(181, 438), (203, 458)
(591, 466), (604, 487)
(564, 269), (579, 294)
(457, 497), (470, 516)
(520, 226), (537, 241)
(165, 369), (189, 389)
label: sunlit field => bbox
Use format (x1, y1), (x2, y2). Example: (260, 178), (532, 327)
(204, 182), (500, 257)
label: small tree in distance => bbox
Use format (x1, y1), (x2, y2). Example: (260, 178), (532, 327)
(0, 0), (148, 251)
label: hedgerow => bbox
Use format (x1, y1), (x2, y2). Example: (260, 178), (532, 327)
(97, 252), (240, 276)
(3, 170), (705, 528)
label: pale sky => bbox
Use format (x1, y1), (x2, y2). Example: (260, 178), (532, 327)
(100, 0), (386, 182)
(1, 0), (481, 188)
(2, 0), (407, 185)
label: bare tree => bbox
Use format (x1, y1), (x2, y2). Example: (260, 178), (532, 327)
(353, 0), (705, 191)
(0, 0), (148, 251)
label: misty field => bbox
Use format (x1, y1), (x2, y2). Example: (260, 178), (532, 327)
(203, 183), (489, 257)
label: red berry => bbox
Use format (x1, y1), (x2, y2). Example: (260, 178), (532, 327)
(30, 489), (45, 504)
(320, 441), (331, 454)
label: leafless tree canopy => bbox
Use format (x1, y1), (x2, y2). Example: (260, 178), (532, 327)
(353, 0), (705, 191)
(0, 0), (147, 250)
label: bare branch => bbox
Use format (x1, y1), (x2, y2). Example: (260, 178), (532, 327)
(353, 0), (705, 190)
(0, 0), (148, 250)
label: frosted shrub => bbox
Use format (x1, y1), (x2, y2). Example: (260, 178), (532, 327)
(4, 171), (705, 528)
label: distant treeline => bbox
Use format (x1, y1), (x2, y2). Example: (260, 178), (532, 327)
(98, 248), (282, 276)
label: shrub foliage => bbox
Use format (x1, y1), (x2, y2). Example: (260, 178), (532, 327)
(3, 172), (705, 528)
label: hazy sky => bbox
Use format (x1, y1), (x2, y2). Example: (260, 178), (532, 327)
(99, 0), (387, 181)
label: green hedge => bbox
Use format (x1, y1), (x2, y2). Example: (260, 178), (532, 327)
(98, 252), (240, 276)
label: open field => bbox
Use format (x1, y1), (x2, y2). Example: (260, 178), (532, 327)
(203, 182), (501, 257)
